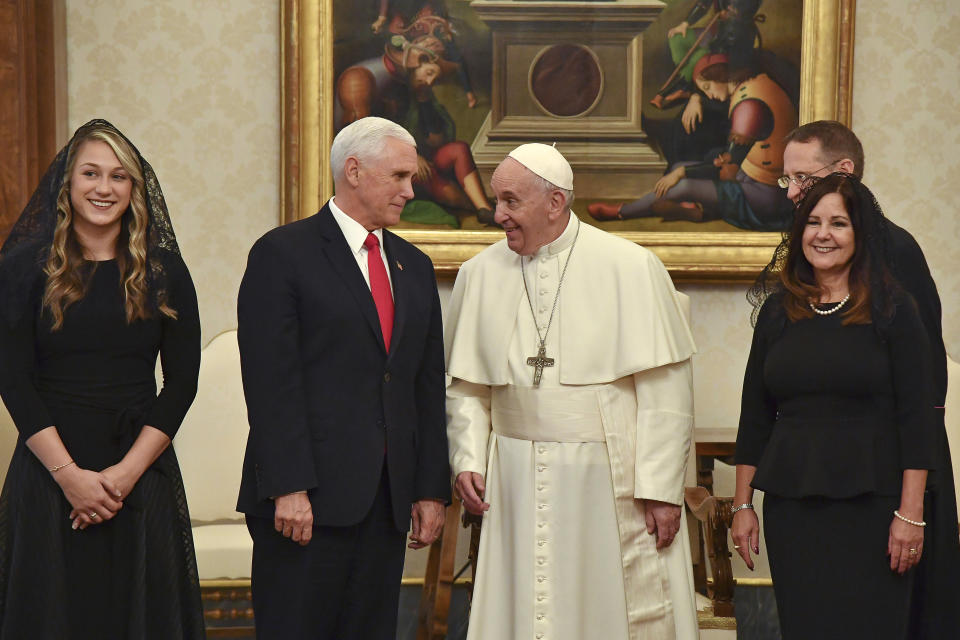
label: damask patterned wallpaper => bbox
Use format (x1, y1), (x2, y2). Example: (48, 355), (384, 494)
(65, 0), (279, 345)
(852, 0), (960, 361)
(63, 0), (958, 415)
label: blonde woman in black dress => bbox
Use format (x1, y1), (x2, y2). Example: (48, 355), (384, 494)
(731, 173), (936, 639)
(0, 120), (204, 638)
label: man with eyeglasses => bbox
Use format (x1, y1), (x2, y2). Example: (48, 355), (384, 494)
(780, 119), (960, 639)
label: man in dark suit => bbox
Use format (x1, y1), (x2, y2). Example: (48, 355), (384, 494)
(780, 120), (960, 639)
(236, 116), (450, 639)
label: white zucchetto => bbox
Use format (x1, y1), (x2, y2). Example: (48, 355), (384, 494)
(507, 143), (574, 191)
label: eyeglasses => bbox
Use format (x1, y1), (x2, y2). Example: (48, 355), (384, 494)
(777, 161), (840, 189)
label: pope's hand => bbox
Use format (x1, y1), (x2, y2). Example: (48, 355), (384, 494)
(455, 471), (490, 515)
(274, 491), (313, 546)
(409, 499), (446, 549)
(643, 499), (681, 550)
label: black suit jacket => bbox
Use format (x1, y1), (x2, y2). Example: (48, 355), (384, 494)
(236, 204), (450, 531)
(886, 221), (946, 406)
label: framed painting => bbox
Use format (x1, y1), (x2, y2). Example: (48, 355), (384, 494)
(281, 0), (854, 280)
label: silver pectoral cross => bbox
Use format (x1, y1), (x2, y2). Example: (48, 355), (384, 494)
(526, 343), (555, 387)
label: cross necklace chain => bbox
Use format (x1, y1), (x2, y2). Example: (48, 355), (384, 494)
(522, 219), (580, 387)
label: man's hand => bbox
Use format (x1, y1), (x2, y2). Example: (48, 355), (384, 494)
(643, 499), (681, 550)
(681, 94), (702, 134)
(654, 166), (685, 198)
(455, 471), (490, 515)
(274, 491), (313, 546)
(409, 500), (445, 549)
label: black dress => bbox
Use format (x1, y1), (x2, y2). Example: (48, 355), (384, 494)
(736, 294), (938, 640)
(0, 250), (204, 639)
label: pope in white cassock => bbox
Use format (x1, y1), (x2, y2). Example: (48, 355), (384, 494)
(445, 144), (701, 640)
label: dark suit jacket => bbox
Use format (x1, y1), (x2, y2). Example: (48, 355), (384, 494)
(886, 221), (946, 405)
(236, 204), (450, 531)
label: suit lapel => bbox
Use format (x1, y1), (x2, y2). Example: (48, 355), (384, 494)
(383, 230), (408, 361)
(315, 207), (386, 353)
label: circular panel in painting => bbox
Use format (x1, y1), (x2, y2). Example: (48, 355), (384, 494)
(529, 44), (603, 118)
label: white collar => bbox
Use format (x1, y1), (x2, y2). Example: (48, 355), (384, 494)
(532, 212), (579, 259)
(329, 197), (383, 254)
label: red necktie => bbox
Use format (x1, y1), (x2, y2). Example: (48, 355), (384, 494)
(363, 233), (394, 351)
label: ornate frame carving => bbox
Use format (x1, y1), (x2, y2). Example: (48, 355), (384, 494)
(281, 0), (855, 281)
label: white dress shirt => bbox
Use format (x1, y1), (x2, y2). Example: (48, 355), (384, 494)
(329, 197), (394, 295)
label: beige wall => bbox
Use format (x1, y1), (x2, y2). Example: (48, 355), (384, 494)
(66, 0), (280, 345)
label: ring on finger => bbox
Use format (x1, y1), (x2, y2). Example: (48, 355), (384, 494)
(89, 513), (98, 519)
(733, 545), (741, 549)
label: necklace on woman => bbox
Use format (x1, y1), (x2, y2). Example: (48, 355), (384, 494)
(521, 218), (581, 387)
(809, 292), (851, 316)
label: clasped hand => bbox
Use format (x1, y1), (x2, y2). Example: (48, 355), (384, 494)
(55, 464), (124, 531)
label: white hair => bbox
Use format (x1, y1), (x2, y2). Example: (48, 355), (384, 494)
(528, 172), (575, 211)
(330, 117), (416, 181)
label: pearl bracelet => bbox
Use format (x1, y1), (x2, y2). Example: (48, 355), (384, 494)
(893, 509), (926, 527)
(731, 503), (754, 514)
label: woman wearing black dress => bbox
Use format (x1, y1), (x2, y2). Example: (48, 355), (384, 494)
(731, 173), (937, 639)
(0, 120), (204, 638)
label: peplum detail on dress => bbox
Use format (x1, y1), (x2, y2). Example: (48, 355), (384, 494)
(752, 413), (902, 499)
(751, 393), (905, 498)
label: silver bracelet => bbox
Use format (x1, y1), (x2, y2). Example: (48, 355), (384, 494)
(893, 509), (926, 527)
(731, 503), (754, 514)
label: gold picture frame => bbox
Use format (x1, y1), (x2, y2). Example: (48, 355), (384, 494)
(281, 0), (855, 281)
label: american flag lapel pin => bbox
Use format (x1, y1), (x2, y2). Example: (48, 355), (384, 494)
(396, 261), (403, 271)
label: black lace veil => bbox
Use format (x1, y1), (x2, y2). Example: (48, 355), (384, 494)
(747, 172), (897, 330)
(0, 119), (180, 325)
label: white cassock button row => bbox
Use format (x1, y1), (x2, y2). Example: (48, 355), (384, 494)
(535, 442), (551, 636)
